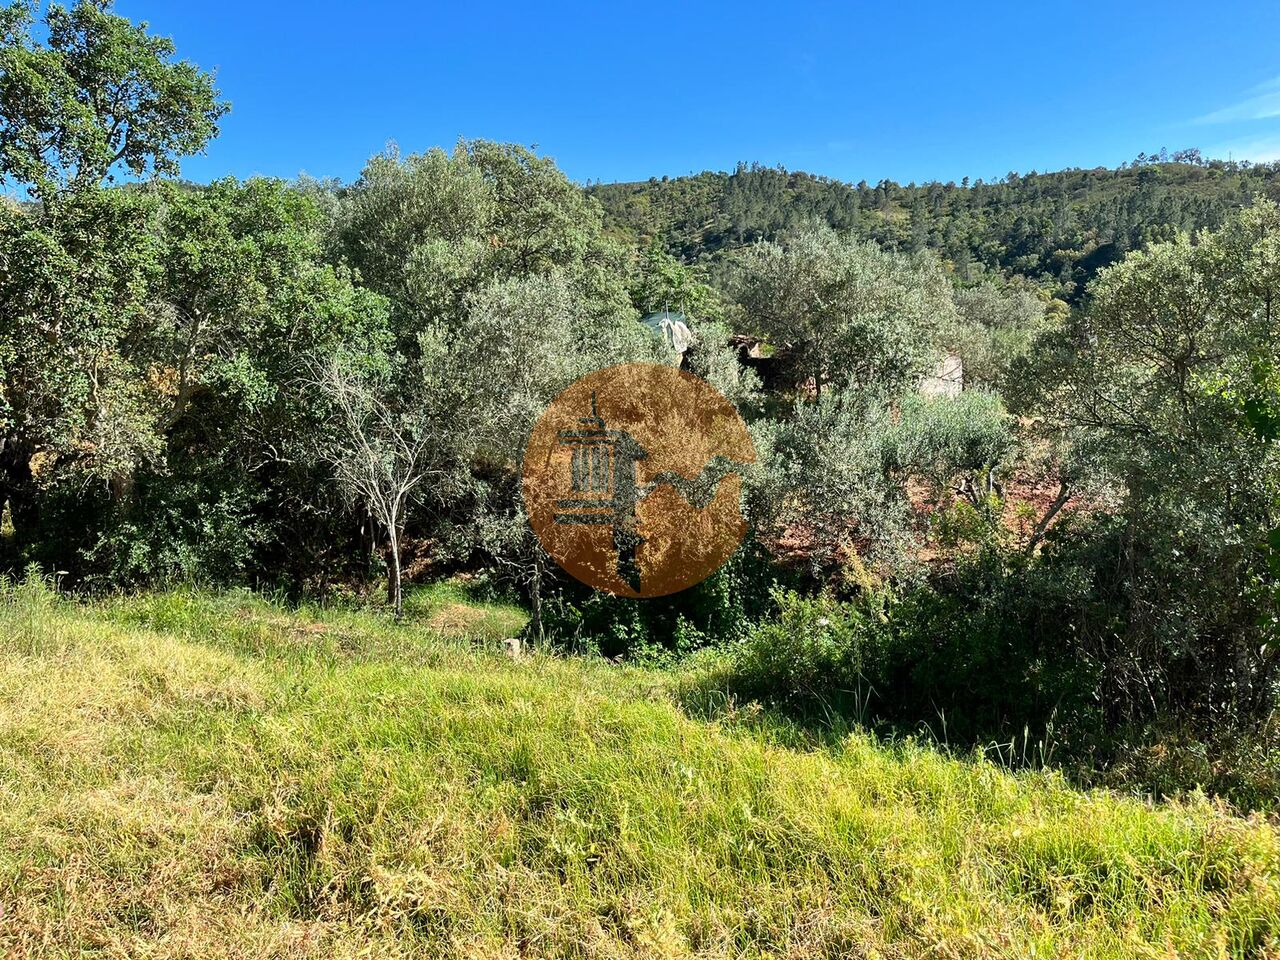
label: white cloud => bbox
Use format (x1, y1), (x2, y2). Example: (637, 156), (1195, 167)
(1196, 75), (1280, 124)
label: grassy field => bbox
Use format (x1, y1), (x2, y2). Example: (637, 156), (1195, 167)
(1, 577), (1278, 958)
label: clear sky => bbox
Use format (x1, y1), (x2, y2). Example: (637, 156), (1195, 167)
(113, 0), (1280, 187)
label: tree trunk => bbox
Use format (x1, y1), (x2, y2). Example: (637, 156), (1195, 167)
(387, 528), (404, 620)
(1025, 480), (1071, 555)
(0, 436), (38, 542)
(529, 565), (543, 644)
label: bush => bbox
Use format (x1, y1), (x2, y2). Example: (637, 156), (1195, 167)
(1033, 508), (1280, 732)
(724, 546), (1100, 746)
(76, 463), (267, 590)
(879, 548), (1099, 744)
(727, 588), (889, 714)
(540, 537), (786, 661)
(1098, 720), (1280, 809)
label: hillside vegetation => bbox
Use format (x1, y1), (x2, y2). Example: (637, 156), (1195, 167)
(2, 578), (1278, 959)
(589, 156), (1280, 298)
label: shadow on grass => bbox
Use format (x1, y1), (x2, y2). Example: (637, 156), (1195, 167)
(670, 654), (1280, 813)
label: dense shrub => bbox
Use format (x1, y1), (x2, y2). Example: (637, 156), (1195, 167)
(540, 537), (786, 661)
(725, 546), (1100, 745)
(724, 588), (890, 714)
(83, 474), (265, 589)
(879, 547), (1100, 743)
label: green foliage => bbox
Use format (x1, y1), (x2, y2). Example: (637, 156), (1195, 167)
(456, 270), (655, 459)
(590, 157), (1280, 300)
(541, 537), (785, 661)
(339, 140), (633, 347)
(726, 587), (889, 712)
(0, 0), (227, 204)
(1099, 717), (1280, 812)
(1016, 199), (1280, 726)
(5, 0), (1280, 825)
(323, 142), (664, 616)
(77, 456), (266, 587)
(624, 242), (761, 406)
(629, 239), (725, 321)
(887, 390), (1015, 494)
(733, 225), (953, 396)
(0, 187), (162, 483)
(727, 546), (1100, 747)
(682, 316), (761, 411)
(0, 178), (391, 587)
(748, 388), (1012, 574)
(438, 270), (658, 623)
(749, 389), (912, 572)
(950, 281), (1060, 389)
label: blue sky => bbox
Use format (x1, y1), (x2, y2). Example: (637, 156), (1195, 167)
(114, 0), (1280, 187)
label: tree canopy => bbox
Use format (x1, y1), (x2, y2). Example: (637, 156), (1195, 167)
(0, 0), (227, 204)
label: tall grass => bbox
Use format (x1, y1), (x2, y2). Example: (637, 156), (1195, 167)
(0, 577), (1277, 957)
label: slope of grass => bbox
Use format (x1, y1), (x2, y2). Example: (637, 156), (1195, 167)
(0, 578), (1278, 958)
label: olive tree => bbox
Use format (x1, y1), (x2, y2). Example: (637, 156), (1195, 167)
(886, 390), (1015, 503)
(452, 271), (656, 637)
(309, 344), (469, 619)
(1015, 199), (1280, 725)
(339, 140), (633, 346)
(749, 387), (1015, 577)
(748, 391), (909, 577)
(734, 225), (954, 397)
(950, 281), (1058, 390)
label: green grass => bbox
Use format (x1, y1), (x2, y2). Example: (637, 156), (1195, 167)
(0, 578), (1278, 958)
(400, 578), (529, 640)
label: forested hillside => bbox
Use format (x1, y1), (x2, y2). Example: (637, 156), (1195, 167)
(589, 154), (1280, 298)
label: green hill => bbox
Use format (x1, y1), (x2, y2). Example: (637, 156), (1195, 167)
(589, 156), (1280, 299)
(2, 579), (1277, 958)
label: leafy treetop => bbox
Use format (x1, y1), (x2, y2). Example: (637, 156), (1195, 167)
(0, 0), (227, 205)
